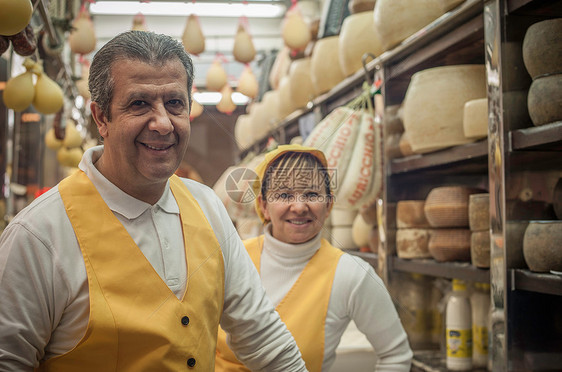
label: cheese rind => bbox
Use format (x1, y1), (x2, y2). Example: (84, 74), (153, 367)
(396, 228), (432, 259)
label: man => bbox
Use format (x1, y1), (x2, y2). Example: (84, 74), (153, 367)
(0, 31), (307, 371)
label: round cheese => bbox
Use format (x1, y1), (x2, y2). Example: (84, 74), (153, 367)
(428, 228), (471, 262)
(396, 200), (430, 228)
(471, 230), (490, 268)
(468, 193), (490, 231)
(396, 228), (432, 259)
(424, 186), (482, 228)
(463, 98), (488, 139)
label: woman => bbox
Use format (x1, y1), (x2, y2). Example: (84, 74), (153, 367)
(216, 144), (412, 372)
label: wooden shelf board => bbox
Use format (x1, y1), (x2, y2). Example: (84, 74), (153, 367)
(511, 269), (562, 296)
(390, 140), (488, 174)
(510, 121), (562, 151)
(391, 256), (490, 283)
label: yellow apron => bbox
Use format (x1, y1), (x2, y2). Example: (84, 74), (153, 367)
(38, 172), (224, 371)
(215, 235), (343, 372)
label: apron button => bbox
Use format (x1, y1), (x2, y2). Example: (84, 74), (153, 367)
(187, 358), (196, 368)
(181, 316), (190, 326)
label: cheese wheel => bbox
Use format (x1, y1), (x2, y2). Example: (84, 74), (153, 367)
(403, 65), (486, 154)
(428, 228), (471, 262)
(468, 193), (490, 231)
(463, 98), (488, 139)
(523, 221), (562, 272)
(310, 36), (345, 96)
(277, 76), (295, 118)
(288, 57), (315, 109)
(396, 228), (432, 259)
(338, 11), (383, 77)
(471, 230), (490, 268)
(396, 200), (430, 228)
(424, 186), (482, 228)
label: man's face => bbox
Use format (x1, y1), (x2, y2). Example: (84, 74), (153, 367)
(91, 58), (191, 200)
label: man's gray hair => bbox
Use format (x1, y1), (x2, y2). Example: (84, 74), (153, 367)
(88, 31), (194, 121)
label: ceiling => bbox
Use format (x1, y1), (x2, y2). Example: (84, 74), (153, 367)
(89, 0), (323, 89)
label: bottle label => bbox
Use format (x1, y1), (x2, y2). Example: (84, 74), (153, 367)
(473, 325), (489, 355)
(447, 328), (472, 358)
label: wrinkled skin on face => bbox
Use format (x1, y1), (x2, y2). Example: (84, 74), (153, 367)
(91, 58), (191, 204)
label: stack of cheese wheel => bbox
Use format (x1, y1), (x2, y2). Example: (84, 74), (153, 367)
(468, 193), (491, 268)
(330, 208), (358, 250)
(396, 200), (432, 259)
(424, 186), (482, 262)
(522, 18), (562, 127)
(403, 65), (487, 154)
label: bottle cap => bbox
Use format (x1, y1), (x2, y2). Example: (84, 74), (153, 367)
(452, 279), (466, 291)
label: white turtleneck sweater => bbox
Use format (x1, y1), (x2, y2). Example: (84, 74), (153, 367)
(259, 224), (413, 372)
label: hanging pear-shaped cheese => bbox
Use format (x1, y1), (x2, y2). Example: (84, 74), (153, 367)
(2, 58), (35, 111)
(206, 59), (227, 91)
(45, 127), (63, 150)
(233, 24), (256, 63)
(69, 9), (97, 55)
(237, 65), (258, 99)
(217, 85), (236, 115)
(76, 63), (90, 100)
(57, 147), (83, 168)
(282, 8), (311, 50)
(63, 120), (83, 148)
(131, 12), (148, 31)
(0, 0), (32, 36)
(190, 99), (203, 120)
(32, 64), (64, 114)
(182, 14), (205, 55)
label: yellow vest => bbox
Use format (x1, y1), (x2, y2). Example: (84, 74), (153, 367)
(215, 235), (343, 372)
(38, 172), (224, 371)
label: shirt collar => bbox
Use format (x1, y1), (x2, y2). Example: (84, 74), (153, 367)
(78, 145), (180, 219)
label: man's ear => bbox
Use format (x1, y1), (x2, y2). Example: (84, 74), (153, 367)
(258, 194), (270, 221)
(90, 101), (110, 139)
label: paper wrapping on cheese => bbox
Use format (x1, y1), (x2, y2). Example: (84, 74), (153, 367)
(335, 110), (381, 209)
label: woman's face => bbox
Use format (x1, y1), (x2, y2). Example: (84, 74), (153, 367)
(259, 169), (331, 244)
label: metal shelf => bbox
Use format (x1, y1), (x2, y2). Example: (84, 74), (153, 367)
(390, 140), (488, 175)
(510, 121), (562, 151)
(391, 256), (490, 283)
(511, 269), (562, 296)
